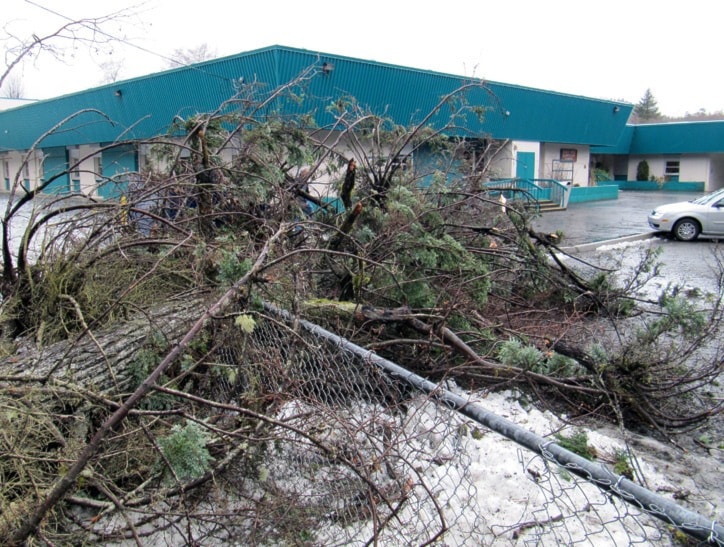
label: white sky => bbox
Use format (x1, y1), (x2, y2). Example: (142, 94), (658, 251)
(3, 0), (723, 117)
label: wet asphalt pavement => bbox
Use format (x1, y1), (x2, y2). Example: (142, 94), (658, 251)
(532, 190), (705, 246)
(532, 190), (723, 298)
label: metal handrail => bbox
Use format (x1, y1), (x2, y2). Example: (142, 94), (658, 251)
(485, 178), (571, 209)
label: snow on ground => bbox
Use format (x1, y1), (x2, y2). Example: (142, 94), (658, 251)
(106, 385), (720, 546)
(456, 389), (721, 545)
(575, 235), (722, 301)
(304, 387), (720, 545)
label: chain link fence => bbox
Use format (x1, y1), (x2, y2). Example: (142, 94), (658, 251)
(14, 299), (715, 545)
(238, 303), (721, 546)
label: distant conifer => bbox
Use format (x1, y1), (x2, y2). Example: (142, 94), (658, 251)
(633, 89), (662, 122)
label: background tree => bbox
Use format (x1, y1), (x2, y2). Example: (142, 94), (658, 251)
(0, 8), (137, 92)
(166, 43), (217, 67)
(632, 88), (662, 122)
(0, 73), (25, 98)
(681, 107), (724, 121)
(98, 58), (124, 84)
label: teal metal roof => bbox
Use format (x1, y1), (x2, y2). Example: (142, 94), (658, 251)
(590, 125), (635, 154)
(0, 45), (632, 151)
(593, 121), (724, 155)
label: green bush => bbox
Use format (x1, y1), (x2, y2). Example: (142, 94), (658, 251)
(636, 160), (650, 181)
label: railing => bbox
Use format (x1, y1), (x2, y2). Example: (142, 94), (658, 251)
(485, 178), (571, 210)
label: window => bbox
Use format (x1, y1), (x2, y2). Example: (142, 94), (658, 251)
(69, 148), (81, 180)
(665, 160), (680, 182)
(3, 159), (9, 191)
(551, 159), (574, 183)
(370, 153), (412, 174)
(390, 153), (412, 173)
(93, 155), (103, 180)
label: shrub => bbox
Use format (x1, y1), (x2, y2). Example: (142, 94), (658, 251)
(636, 160), (650, 181)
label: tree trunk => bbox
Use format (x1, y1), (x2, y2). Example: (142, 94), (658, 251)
(0, 295), (206, 395)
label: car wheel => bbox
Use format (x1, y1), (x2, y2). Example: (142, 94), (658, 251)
(673, 218), (700, 241)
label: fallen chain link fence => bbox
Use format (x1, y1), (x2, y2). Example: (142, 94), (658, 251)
(239, 302), (721, 546)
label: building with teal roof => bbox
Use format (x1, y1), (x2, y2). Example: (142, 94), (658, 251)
(0, 45), (721, 200)
(592, 121), (724, 192)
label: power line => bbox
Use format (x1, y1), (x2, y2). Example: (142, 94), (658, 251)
(23, 0), (234, 84)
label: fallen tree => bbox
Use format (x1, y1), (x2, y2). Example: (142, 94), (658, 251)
(0, 77), (721, 545)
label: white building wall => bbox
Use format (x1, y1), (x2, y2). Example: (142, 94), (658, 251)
(486, 141), (515, 179)
(293, 131), (416, 199)
(1, 150), (44, 191)
(540, 143), (591, 186)
(80, 145), (104, 196)
(2, 146), (109, 196)
(679, 155), (709, 184)
(628, 156), (664, 181)
(627, 155), (710, 187)
(709, 154), (724, 191)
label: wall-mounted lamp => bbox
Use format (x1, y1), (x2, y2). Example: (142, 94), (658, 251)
(504, 110), (511, 117)
(321, 62), (335, 74)
(613, 105), (620, 113)
(114, 89), (123, 98)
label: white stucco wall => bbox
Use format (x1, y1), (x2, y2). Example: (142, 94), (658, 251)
(681, 155), (711, 184)
(709, 154), (724, 191)
(485, 141), (515, 179)
(512, 141), (541, 179)
(290, 131), (417, 200)
(540, 143), (591, 186)
(627, 155), (710, 186)
(76, 145), (102, 195)
(1, 150), (44, 191)
(3, 145), (131, 198)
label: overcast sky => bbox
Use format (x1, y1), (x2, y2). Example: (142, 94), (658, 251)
(3, 0), (723, 117)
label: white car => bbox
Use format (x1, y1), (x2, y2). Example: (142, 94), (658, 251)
(647, 188), (724, 241)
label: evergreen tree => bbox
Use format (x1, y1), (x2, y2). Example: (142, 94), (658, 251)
(633, 89), (662, 121)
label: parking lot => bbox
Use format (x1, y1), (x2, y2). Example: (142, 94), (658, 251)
(532, 190), (722, 297)
(531, 190), (704, 246)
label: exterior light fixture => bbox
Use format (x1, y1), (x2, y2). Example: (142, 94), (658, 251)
(613, 106), (620, 113)
(114, 89), (123, 97)
(321, 62), (334, 74)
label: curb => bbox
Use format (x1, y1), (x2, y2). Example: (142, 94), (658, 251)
(560, 231), (658, 253)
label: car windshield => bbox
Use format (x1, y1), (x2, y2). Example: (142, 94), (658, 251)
(691, 188), (724, 205)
